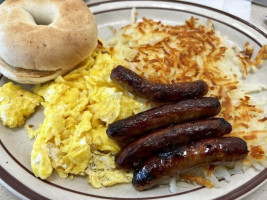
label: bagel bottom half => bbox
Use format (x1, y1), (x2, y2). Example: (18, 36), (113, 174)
(0, 57), (69, 84)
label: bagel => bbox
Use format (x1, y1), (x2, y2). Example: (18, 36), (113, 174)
(0, 0), (98, 84)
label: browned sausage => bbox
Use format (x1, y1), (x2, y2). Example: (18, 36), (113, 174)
(110, 65), (208, 102)
(132, 137), (248, 191)
(106, 97), (221, 140)
(115, 118), (232, 169)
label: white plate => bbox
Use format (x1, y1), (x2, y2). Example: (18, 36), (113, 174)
(0, 1), (267, 199)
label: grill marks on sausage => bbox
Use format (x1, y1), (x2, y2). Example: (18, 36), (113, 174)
(111, 65), (208, 102)
(132, 137), (249, 191)
(106, 97), (221, 140)
(115, 118), (232, 169)
(107, 67), (249, 191)
(106, 75), (249, 191)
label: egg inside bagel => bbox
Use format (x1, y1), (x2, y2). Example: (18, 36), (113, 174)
(0, 0), (98, 84)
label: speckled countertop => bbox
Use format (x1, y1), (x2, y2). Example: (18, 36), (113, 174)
(0, 2), (266, 200)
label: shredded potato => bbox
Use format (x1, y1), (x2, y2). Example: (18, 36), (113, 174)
(180, 173), (214, 188)
(107, 17), (267, 188)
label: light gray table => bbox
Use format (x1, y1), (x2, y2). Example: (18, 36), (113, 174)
(0, 2), (267, 200)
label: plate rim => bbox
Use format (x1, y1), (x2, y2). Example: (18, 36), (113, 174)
(0, 0), (267, 199)
(88, 0), (267, 40)
(1, 157), (267, 200)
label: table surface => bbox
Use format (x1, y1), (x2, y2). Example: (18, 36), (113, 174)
(0, 2), (267, 200)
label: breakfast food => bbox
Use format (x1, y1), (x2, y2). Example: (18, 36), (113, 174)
(115, 118), (232, 169)
(111, 65), (208, 102)
(132, 137), (249, 191)
(0, 0), (97, 84)
(0, 82), (43, 128)
(29, 46), (141, 185)
(0, 12), (266, 192)
(110, 65), (235, 189)
(107, 97), (221, 140)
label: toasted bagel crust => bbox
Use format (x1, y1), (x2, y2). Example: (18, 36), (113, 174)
(0, 0), (97, 83)
(0, 57), (67, 84)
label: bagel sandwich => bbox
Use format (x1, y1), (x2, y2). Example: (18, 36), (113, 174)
(0, 0), (98, 84)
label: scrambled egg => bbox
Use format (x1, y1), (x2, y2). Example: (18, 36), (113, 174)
(28, 46), (151, 187)
(86, 151), (133, 188)
(0, 82), (43, 128)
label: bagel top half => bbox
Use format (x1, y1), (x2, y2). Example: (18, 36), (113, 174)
(0, 0), (98, 84)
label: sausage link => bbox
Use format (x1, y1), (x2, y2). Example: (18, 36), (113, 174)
(107, 97), (221, 140)
(115, 118), (232, 169)
(111, 65), (208, 102)
(132, 137), (248, 191)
